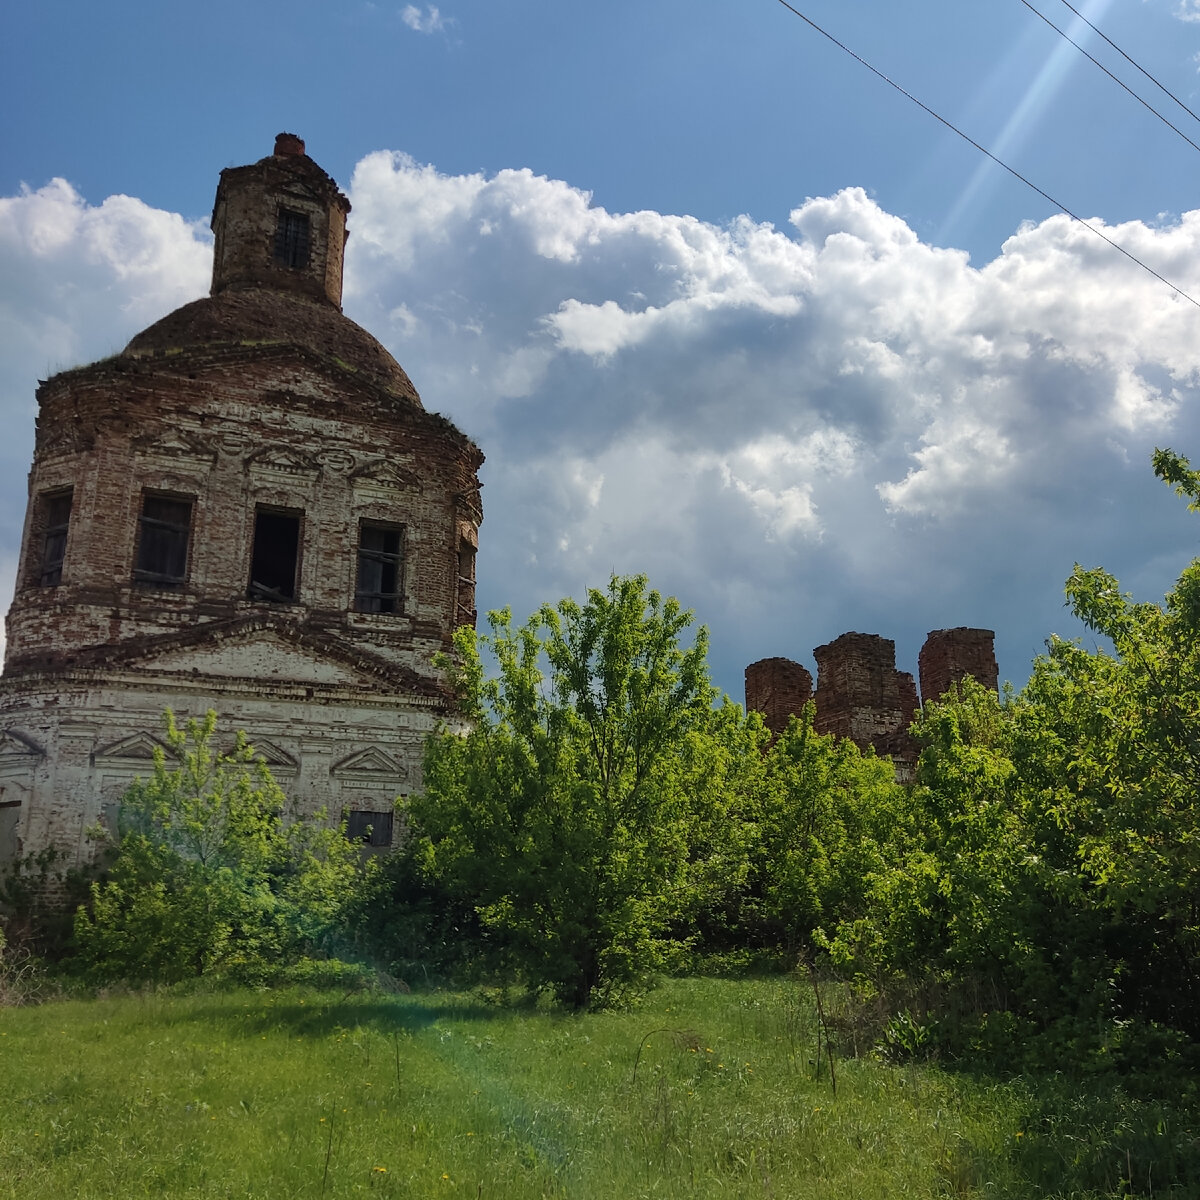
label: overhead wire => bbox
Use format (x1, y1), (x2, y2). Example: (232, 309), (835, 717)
(1015, 0), (1200, 156)
(1052, 0), (1200, 127)
(770, 0), (1200, 310)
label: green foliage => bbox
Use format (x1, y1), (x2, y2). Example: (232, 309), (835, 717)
(0, 846), (89, 959)
(818, 447), (1200, 1057)
(6, 977), (1198, 1199)
(408, 575), (716, 1008)
(757, 706), (909, 952)
(73, 710), (367, 985)
(819, 681), (1041, 998)
(691, 703), (911, 963)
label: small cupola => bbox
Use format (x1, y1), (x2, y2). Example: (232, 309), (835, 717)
(209, 133), (352, 309)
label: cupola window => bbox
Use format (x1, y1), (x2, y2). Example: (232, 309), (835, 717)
(248, 507), (302, 602)
(273, 208), (310, 269)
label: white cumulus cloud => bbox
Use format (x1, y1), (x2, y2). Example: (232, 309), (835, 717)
(4, 153), (1200, 697)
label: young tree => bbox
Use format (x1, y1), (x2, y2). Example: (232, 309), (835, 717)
(74, 710), (364, 984)
(410, 575), (716, 1008)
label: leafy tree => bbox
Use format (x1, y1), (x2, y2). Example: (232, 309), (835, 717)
(819, 449), (1200, 1049)
(690, 703), (909, 962)
(74, 710), (364, 984)
(757, 704), (910, 955)
(409, 575), (716, 1008)
(818, 681), (1037, 996)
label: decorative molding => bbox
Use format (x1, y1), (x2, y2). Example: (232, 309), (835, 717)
(331, 746), (407, 780)
(131, 430), (217, 465)
(350, 458), (422, 494)
(0, 730), (46, 761)
(93, 731), (172, 762)
(244, 444), (321, 480)
(317, 448), (356, 473)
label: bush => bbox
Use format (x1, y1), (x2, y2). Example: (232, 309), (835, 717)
(73, 710), (369, 985)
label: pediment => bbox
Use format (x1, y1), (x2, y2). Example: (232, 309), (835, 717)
(131, 430), (217, 463)
(95, 731), (172, 762)
(85, 614), (446, 701)
(244, 445), (321, 478)
(0, 730), (46, 762)
(222, 736), (299, 773)
(332, 747), (407, 779)
(350, 459), (423, 493)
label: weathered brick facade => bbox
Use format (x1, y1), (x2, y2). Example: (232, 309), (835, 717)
(0, 135), (484, 864)
(743, 657), (813, 736)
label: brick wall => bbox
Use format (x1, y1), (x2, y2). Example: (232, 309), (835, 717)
(918, 628), (998, 703)
(744, 656), (813, 735)
(812, 633), (907, 747)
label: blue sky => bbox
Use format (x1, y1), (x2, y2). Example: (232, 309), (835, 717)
(3, 0), (1200, 702)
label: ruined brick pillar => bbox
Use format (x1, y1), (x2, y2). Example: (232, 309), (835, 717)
(897, 670), (919, 730)
(745, 657), (813, 736)
(812, 632), (919, 774)
(918, 628), (998, 703)
(812, 633), (904, 747)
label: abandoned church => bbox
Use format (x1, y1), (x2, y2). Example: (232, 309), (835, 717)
(745, 626), (999, 779)
(0, 134), (484, 865)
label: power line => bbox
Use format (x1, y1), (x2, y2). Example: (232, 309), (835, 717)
(770, 0), (1200, 310)
(1052, 0), (1200, 128)
(1016, 0), (1200, 157)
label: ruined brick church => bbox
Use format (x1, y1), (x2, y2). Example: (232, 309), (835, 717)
(746, 627), (999, 779)
(0, 134), (483, 864)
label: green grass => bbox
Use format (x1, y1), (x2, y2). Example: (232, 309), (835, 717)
(0, 976), (1193, 1198)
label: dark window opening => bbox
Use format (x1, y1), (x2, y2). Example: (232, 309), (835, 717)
(344, 809), (394, 848)
(274, 208), (310, 269)
(38, 490), (73, 587)
(355, 522), (403, 614)
(249, 509), (301, 602)
(134, 494), (192, 588)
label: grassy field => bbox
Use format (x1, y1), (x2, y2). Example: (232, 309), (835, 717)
(0, 975), (1193, 1198)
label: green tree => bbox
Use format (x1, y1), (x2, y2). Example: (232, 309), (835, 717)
(820, 449), (1200, 1046)
(757, 705), (909, 955)
(74, 710), (364, 984)
(818, 681), (1038, 998)
(409, 575), (715, 1008)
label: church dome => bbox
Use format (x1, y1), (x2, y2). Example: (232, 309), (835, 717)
(124, 133), (422, 405)
(123, 287), (422, 405)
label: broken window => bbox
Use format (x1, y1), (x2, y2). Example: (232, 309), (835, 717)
(344, 809), (394, 848)
(134, 494), (192, 588)
(248, 508), (301, 602)
(355, 522), (403, 613)
(36, 489), (73, 587)
(274, 208), (310, 269)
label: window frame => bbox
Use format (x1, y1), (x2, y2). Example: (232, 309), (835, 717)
(247, 506), (303, 604)
(273, 207), (311, 270)
(354, 520), (404, 615)
(35, 488), (73, 588)
(455, 540), (477, 627)
(344, 809), (394, 849)
(133, 492), (193, 589)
